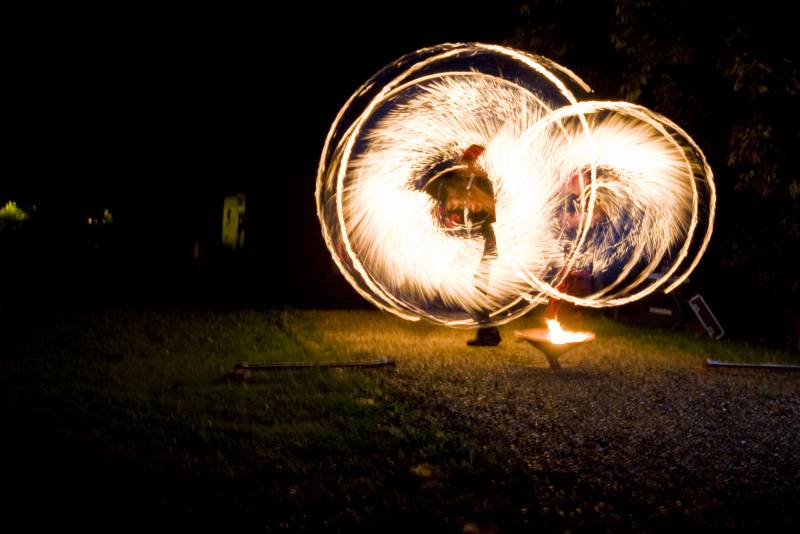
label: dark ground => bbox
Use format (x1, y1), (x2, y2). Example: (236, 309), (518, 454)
(2, 308), (798, 532)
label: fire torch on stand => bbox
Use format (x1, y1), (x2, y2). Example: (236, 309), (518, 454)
(515, 274), (595, 370)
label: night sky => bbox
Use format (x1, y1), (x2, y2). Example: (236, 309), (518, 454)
(5, 3), (798, 340)
(9, 4), (519, 200)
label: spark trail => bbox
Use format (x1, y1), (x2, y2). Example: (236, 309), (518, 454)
(317, 43), (715, 327)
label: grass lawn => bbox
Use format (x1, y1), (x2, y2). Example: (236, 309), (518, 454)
(2, 308), (798, 531)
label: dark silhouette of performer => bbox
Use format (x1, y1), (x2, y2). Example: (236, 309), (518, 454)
(420, 144), (501, 346)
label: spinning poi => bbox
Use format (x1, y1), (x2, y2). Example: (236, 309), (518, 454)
(316, 43), (715, 340)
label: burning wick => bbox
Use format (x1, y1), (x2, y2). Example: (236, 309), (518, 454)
(546, 319), (593, 344)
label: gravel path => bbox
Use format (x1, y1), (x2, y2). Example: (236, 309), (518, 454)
(317, 311), (800, 530)
(398, 340), (799, 529)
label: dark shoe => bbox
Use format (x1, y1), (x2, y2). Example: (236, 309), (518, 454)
(467, 326), (501, 346)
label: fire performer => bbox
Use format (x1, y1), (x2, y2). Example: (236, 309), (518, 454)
(547, 169), (598, 326)
(420, 144), (502, 346)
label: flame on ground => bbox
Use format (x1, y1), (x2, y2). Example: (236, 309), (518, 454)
(546, 319), (593, 344)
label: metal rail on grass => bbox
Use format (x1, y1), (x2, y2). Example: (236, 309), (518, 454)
(232, 357), (396, 378)
(705, 358), (800, 371)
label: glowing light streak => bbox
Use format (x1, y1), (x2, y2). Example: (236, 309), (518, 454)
(316, 43), (715, 328)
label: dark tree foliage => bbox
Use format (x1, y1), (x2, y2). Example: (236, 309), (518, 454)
(509, 0), (799, 311)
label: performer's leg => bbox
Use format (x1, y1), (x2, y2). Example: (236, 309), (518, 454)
(467, 224), (501, 346)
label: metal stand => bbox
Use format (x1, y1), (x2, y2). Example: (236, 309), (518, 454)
(515, 328), (595, 370)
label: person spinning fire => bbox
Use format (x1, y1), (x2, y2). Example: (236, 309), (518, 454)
(546, 168), (604, 325)
(421, 144), (502, 346)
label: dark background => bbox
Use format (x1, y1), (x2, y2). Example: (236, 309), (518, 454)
(3, 2), (798, 347)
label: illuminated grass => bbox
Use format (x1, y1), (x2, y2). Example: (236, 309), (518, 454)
(2, 310), (487, 530)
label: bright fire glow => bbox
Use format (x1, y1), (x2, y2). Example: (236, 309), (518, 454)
(317, 43), (715, 328)
(546, 319), (593, 344)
